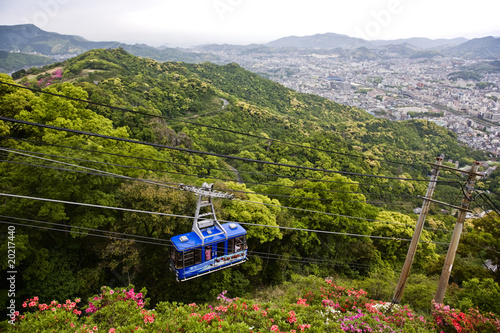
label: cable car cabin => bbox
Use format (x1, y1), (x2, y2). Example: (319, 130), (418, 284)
(170, 222), (247, 281)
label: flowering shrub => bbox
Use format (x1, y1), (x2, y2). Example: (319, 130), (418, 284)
(36, 68), (64, 87)
(217, 290), (236, 303)
(296, 298), (309, 307)
(8, 296), (83, 331)
(85, 286), (145, 314)
(431, 300), (500, 332)
(6, 279), (500, 332)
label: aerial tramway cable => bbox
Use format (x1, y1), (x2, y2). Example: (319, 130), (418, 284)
(0, 80), (424, 168)
(0, 147), (420, 199)
(5, 135), (451, 188)
(0, 148), (451, 232)
(0, 216), (387, 269)
(0, 116), (447, 182)
(0, 192), (451, 244)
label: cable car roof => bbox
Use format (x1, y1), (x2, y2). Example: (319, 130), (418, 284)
(171, 222), (246, 251)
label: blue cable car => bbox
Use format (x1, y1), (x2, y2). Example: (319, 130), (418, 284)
(170, 183), (247, 281)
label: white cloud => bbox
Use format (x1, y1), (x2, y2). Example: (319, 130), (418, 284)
(0, 0), (499, 46)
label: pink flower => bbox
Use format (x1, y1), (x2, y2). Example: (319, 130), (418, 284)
(288, 310), (297, 324)
(298, 324), (311, 331)
(108, 329), (116, 333)
(296, 298), (309, 306)
(270, 325), (280, 332)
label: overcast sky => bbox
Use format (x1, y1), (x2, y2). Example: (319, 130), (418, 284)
(1, 0), (499, 47)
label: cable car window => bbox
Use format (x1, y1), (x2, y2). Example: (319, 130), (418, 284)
(227, 238), (235, 254)
(171, 251), (183, 268)
(217, 242), (225, 257)
(235, 235), (246, 252)
(194, 248), (202, 265)
(184, 250), (194, 267)
(184, 248), (202, 267)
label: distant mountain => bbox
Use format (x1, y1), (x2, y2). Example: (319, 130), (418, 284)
(444, 36), (500, 59)
(0, 50), (54, 73)
(265, 32), (466, 50)
(0, 24), (118, 54)
(0, 24), (218, 73)
(371, 37), (467, 49)
(266, 33), (370, 49)
(379, 43), (419, 57)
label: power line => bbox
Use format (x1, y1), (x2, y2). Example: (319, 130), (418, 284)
(0, 149), (423, 227)
(0, 146), (419, 199)
(0, 192), (449, 244)
(1, 158), (388, 204)
(0, 135), (412, 188)
(0, 214), (376, 269)
(231, 220), (449, 244)
(0, 220), (172, 247)
(0, 192), (192, 219)
(0, 215), (171, 245)
(247, 251), (374, 269)
(0, 156), (419, 209)
(0, 155), (409, 208)
(477, 193), (500, 217)
(0, 116), (447, 182)
(0, 150), (439, 231)
(0, 147), (180, 189)
(233, 199), (451, 233)
(0, 218), (385, 270)
(0, 149), (437, 230)
(0, 80), (424, 168)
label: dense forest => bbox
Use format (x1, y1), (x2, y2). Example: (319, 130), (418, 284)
(1, 48), (500, 331)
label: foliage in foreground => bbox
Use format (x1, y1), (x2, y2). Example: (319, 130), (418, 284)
(5, 276), (500, 332)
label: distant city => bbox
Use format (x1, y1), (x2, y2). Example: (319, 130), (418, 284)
(195, 47), (500, 157)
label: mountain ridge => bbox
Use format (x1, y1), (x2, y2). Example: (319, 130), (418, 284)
(265, 32), (468, 50)
(1, 24), (499, 75)
(0, 24), (219, 73)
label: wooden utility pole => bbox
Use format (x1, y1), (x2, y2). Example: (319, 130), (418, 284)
(434, 161), (482, 304)
(391, 157), (443, 304)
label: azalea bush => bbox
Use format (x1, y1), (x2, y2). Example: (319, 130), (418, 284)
(5, 278), (500, 332)
(35, 68), (63, 87)
(431, 300), (500, 333)
(7, 296), (82, 332)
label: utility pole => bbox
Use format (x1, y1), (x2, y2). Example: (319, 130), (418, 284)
(391, 156), (443, 304)
(434, 161), (482, 304)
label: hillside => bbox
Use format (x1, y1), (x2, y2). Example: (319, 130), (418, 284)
(444, 36), (500, 59)
(0, 24), (218, 72)
(0, 24), (120, 55)
(0, 49), (498, 324)
(0, 50), (54, 73)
